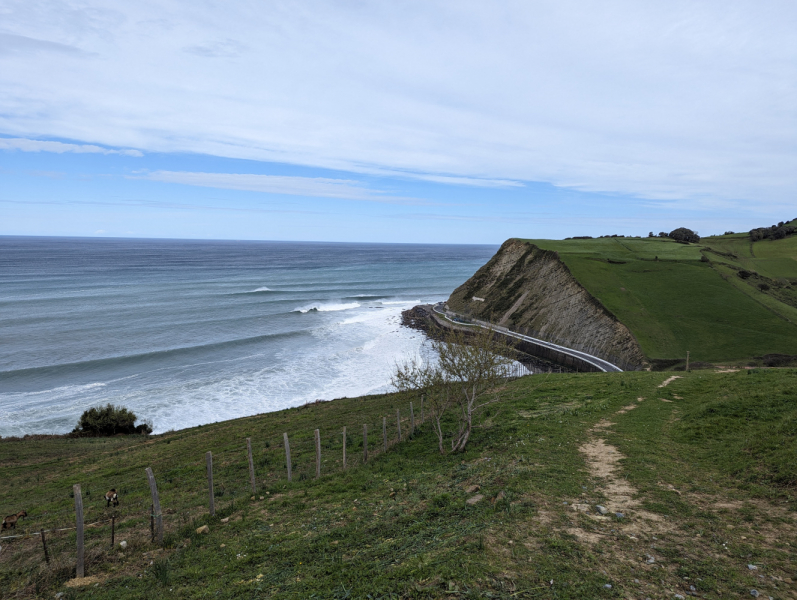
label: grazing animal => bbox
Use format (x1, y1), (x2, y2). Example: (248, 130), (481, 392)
(105, 489), (119, 507)
(2, 510), (27, 530)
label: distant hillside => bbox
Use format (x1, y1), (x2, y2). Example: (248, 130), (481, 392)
(447, 220), (797, 368)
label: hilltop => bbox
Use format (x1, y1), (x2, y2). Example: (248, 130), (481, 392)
(447, 220), (797, 369)
(1, 370), (796, 598)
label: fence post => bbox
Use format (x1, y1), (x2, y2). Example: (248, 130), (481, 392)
(363, 424), (368, 463)
(342, 426), (347, 470)
(145, 467), (163, 545)
(314, 429), (321, 478)
(383, 417), (387, 451)
(40, 528), (49, 564)
(74, 484), (84, 578)
(206, 452), (215, 516)
(283, 433), (292, 482)
(396, 409), (402, 442)
(150, 504), (154, 542)
(421, 394), (424, 423)
(246, 438), (256, 495)
(410, 402), (415, 436)
(111, 516), (115, 549)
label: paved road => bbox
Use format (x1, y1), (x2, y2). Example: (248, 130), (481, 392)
(431, 303), (623, 373)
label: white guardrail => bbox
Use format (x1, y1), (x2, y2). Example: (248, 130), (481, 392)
(431, 303), (622, 373)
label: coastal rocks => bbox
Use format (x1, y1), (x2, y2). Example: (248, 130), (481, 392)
(446, 239), (647, 369)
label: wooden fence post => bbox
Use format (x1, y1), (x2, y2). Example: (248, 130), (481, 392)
(383, 417), (387, 451)
(342, 427), (347, 469)
(314, 429), (321, 478)
(396, 409), (402, 442)
(110, 516), (115, 548)
(421, 394), (424, 423)
(145, 467), (163, 545)
(150, 504), (154, 542)
(283, 433), (292, 482)
(40, 528), (49, 564)
(206, 451), (215, 516)
(410, 402), (415, 436)
(74, 484), (84, 578)
(363, 424), (368, 463)
(246, 438), (256, 495)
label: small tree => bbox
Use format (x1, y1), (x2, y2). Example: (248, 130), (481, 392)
(72, 404), (152, 437)
(393, 326), (517, 453)
(668, 227), (700, 243)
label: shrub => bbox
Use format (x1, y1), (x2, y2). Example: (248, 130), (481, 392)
(71, 404), (152, 437)
(749, 221), (796, 242)
(668, 227), (700, 243)
(700, 255), (710, 263)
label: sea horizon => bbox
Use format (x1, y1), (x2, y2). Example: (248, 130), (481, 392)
(0, 236), (498, 437)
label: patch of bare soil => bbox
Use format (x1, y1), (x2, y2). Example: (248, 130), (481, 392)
(658, 375), (681, 388)
(64, 575), (104, 587)
(569, 412), (673, 541)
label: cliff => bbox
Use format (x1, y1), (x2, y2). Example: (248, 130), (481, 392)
(447, 239), (647, 369)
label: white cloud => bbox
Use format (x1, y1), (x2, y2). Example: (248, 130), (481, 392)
(0, 137), (142, 156)
(0, 1), (795, 204)
(141, 170), (428, 204)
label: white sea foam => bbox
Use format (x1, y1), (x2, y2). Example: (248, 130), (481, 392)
(379, 299), (420, 305)
(252, 286), (272, 292)
(293, 302), (360, 313)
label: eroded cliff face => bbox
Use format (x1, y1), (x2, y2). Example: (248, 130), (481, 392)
(447, 239), (647, 369)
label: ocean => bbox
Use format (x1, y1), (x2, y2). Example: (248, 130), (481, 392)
(0, 237), (497, 436)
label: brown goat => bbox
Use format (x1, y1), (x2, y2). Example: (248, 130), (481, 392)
(2, 510), (27, 530)
(105, 489), (119, 507)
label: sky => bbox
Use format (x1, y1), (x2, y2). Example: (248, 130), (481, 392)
(1, 0), (795, 244)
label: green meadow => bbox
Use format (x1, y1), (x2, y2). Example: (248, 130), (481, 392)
(1, 370), (795, 599)
(523, 222), (797, 365)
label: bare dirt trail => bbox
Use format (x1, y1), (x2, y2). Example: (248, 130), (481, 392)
(569, 399), (671, 542)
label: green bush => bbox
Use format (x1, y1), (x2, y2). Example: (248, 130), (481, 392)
(71, 403), (152, 437)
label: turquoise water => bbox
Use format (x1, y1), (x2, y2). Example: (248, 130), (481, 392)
(0, 237), (496, 435)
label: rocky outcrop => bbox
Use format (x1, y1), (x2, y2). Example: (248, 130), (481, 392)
(447, 239), (647, 369)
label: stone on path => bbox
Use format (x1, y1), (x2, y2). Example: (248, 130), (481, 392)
(595, 505), (609, 515)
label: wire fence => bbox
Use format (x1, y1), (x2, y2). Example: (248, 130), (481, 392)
(0, 398), (436, 579)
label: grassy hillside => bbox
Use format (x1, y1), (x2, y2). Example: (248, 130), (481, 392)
(2, 370), (796, 599)
(523, 223), (797, 364)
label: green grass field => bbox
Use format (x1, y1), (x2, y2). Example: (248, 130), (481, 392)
(522, 223), (797, 364)
(2, 370), (796, 599)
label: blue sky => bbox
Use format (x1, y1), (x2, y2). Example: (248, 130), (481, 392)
(2, 1), (795, 243)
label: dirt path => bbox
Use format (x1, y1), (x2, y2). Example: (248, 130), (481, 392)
(657, 375), (681, 388)
(570, 401), (670, 541)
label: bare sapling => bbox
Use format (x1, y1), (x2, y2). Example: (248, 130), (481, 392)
(392, 354), (451, 454)
(392, 325), (516, 453)
(437, 327), (517, 452)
